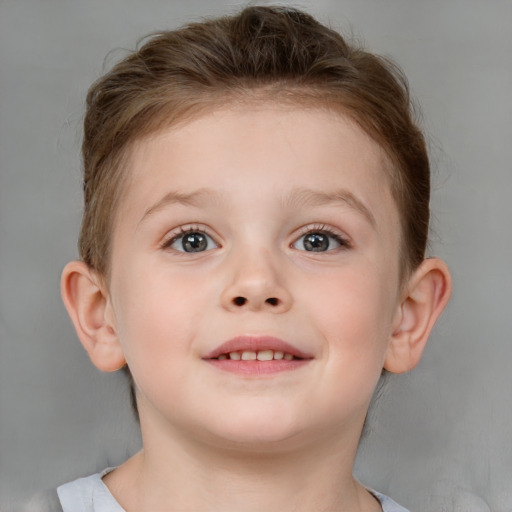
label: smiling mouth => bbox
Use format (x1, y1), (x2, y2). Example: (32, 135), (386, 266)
(215, 349), (300, 361)
(203, 336), (312, 375)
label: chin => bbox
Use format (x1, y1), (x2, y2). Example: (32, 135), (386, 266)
(203, 408), (311, 452)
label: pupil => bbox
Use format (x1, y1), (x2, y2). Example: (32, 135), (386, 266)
(304, 233), (329, 252)
(183, 232), (207, 252)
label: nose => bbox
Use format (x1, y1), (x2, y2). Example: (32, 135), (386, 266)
(220, 248), (292, 313)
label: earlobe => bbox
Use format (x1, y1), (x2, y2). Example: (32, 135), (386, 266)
(61, 261), (126, 372)
(384, 258), (452, 374)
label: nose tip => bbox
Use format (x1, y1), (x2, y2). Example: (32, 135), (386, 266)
(220, 253), (292, 313)
(219, 242), (293, 313)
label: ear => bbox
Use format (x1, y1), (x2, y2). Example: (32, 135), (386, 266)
(384, 258), (452, 374)
(61, 261), (126, 372)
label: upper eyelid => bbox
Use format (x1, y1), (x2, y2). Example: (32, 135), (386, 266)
(159, 223), (350, 247)
(160, 225), (220, 248)
(291, 225), (353, 251)
(293, 223), (350, 240)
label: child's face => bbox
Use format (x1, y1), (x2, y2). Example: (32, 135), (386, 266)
(106, 106), (404, 448)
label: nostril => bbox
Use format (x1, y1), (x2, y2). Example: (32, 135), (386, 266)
(231, 296), (280, 307)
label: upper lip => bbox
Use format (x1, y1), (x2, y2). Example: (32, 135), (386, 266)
(203, 335), (313, 360)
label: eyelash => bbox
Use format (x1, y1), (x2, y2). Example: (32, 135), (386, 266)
(160, 225), (218, 251)
(293, 224), (351, 251)
(160, 224), (351, 253)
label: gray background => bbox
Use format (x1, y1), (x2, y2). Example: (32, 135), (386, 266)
(1, 0), (511, 510)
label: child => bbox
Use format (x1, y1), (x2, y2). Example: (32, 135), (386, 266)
(53, 5), (451, 511)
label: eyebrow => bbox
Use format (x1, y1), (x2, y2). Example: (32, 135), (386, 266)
(282, 188), (376, 227)
(140, 188), (222, 223)
(139, 186), (375, 227)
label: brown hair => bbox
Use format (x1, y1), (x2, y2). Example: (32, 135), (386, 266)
(80, 5), (430, 282)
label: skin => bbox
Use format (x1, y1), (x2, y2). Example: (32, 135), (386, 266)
(62, 106), (451, 512)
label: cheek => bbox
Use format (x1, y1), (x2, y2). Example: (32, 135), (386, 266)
(111, 263), (209, 375)
(304, 268), (396, 416)
(305, 263), (397, 360)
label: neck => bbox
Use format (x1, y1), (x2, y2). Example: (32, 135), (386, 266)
(104, 421), (381, 512)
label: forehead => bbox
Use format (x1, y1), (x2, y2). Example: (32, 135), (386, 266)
(117, 106), (398, 233)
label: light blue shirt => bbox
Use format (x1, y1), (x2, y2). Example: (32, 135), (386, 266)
(57, 469), (410, 512)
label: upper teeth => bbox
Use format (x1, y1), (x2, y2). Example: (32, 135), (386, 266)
(217, 350), (296, 361)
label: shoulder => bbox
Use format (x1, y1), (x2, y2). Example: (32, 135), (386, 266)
(372, 490), (411, 512)
(56, 469), (125, 512)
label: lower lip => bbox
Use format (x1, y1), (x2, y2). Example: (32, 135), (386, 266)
(205, 358), (311, 375)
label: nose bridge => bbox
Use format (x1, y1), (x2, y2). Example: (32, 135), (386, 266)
(221, 242), (292, 312)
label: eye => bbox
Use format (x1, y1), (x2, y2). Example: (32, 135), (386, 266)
(166, 230), (218, 253)
(292, 229), (348, 252)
